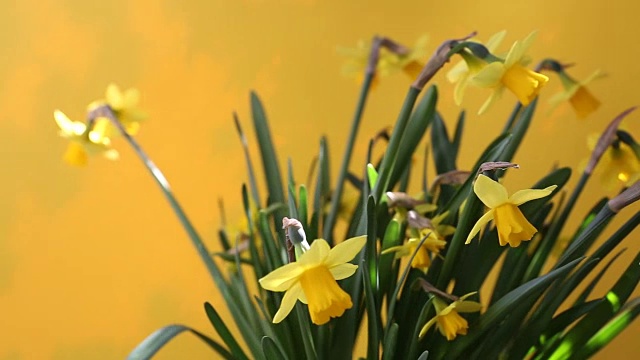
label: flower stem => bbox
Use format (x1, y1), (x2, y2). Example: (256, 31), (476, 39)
(95, 106), (226, 288)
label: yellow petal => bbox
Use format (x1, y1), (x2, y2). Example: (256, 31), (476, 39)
(437, 310), (469, 340)
(299, 265), (352, 325)
(106, 83), (124, 110)
(493, 203), (537, 247)
(272, 283), (302, 323)
(447, 60), (469, 83)
(453, 73), (470, 105)
(474, 175), (508, 208)
(419, 317), (438, 338)
(455, 301), (483, 313)
(508, 185), (557, 206)
(325, 235), (366, 268)
(54, 110), (85, 136)
(329, 263), (358, 280)
(297, 239), (331, 266)
(123, 87), (141, 108)
(501, 65), (549, 105)
(465, 209), (495, 244)
(103, 149), (120, 161)
(472, 62), (505, 88)
(569, 86), (601, 118)
(63, 142), (88, 166)
(259, 262), (305, 292)
(486, 30), (507, 52)
(478, 86), (504, 115)
(504, 31), (537, 68)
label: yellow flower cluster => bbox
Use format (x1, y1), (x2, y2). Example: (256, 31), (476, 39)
(54, 83), (146, 166)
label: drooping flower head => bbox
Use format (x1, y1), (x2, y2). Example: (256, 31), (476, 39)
(339, 35), (429, 88)
(54, 110), (119, 166)
(88, 83), (147, 137)
(447, 30), (507, 105)
(549, 69), (604, 118)
(382, 212), (453, 271)
(466, 175), (557, 247)
(419, 292), (482, 340)
(586, 133), (640, 190)
(471, 32), (549, 114)
(259, 235), (366, 325)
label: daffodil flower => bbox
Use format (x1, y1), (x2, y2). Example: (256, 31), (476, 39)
(466, 175), (557, 247)
(549, 70), (603, 118)
(447, 30), (507, 105)
(88, 83), (147, 136)
(471, 32), (549, 114)
(339, 35), (429, 88)
(54, 110), (119, 166)
(383, 213), (453, 271)
(419, 292), (482, 340)
(259, 235), (366, 325)
(587, 134), (640, 190)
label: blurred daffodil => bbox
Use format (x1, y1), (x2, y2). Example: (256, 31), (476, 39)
(447, 30), (507, 105)
(419, 292), (482, 340)
(587, 134), (640, 190)
(89, 83), (147, 136)
(466, 175), (556, 247)
(383, 213), (453, 271)
(549, 70), (603, 118)
(339, 35), (428, 88)
(259, 235), (366, 325)
(471, 32), (549, 114)
(54, 110), (119, 166)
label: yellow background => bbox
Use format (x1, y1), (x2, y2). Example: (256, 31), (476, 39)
(1, 0), (639, 358)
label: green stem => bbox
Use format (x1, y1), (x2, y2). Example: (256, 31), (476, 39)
(100, 108), (225, 288)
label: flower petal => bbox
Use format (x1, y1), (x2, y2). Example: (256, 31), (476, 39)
(325, 235), (366, 268)
(54, 110), (85, 136)
(105, 83), (124, 110)
(465, 209), (495, 244)
(259, 262), (305, 292)
(486, 30), (507, 52)
(453, 73), (470, 105)
(272, 283), (302, 323)
(297, 239), (331, 266)
(419, 317), (438, 338)
(472, 62), (505, 88)
(478, 86), (504, 115)
(329, 263), (358, 280)
(474, 175), (509, 208)
(455, 301), (483, 313)
(508, 185), (557, 206)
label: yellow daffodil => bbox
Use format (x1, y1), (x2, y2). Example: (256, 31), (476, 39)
(88, 83), (147, 136)
(466, 175), (556, 247)
(383, 213), (453, 271)
(259, 235), (366, 325)
(587, 134), (640, 190)
(447, 30), (507, 105)
(54, 110), (119, 166)
(471, 32), (549, 114)
(419, 292), (482, 340)
(549, 70), (603, 118)
(339, 35), (429, 88)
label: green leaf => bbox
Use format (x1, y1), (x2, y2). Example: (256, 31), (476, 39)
(204, 302), (250, 360)
(262, 336), (288, 360)
(379, 219), (402, 300)
(576, 298), (640, 358)
(126, 324), (234, 360)
(548, 251), (640, 360)
(382, 323), (399, 360)
(431, 112), (456, 174)
(372, 87), (421, 202)
(447, 257), (584, 358)
(451, 110), (465, 161)
(251, 92), (286, 226)
(574, 250), (626, 306)
(389, 85), (438, 187)
(234, 112), (262, 206)
(367, 163), (378, 191)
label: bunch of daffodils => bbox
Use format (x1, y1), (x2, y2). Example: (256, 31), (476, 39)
(56, 30), (640, 360)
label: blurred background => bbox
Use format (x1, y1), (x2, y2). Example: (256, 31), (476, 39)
(1, 0), (639, 358)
